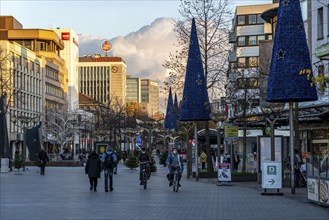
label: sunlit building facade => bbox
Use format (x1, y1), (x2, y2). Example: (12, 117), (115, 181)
(141, 79), (159, 118)
(0, 16), (67, 158)
(78, 55), (127, 106)
(53, 29), (80, 111)
(126, 75), (141, 103)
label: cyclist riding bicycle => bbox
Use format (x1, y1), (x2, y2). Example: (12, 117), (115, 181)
(166, 148), (184, 187)
(137, 147), (151, 185)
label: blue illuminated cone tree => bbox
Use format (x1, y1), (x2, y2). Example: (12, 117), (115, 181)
(164, 87), (178, 131)
(266, 0), (318, 194)
(174, 93), (179, 117)
(180, 18), (211, 121)
(266, 0), (317, 102)
(179, 18), (211, 180)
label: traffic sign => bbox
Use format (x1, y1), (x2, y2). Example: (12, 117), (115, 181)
(262, 162), (282, 189)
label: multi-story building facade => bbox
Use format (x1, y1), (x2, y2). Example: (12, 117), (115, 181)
(0, 16), (67, 159)
(53, 29), (79, 111)
(311, 0), (329, 96)
(78, 55), (127, 106)
(141, 79), (159, 118)
(126, 75), (141, 103)
(303, 0), (329, 157)
(227, 2), (278, 119)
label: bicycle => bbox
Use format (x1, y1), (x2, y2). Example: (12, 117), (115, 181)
(172, 165), (180, 192)
(140, 161), (148, 189)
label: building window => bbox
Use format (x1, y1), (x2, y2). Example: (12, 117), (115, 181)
(237, 57), (259, 68)
(237, 35), (268, 47)
(250, 99), (260, 108)
(249, 36), (257, 46)
(237, 57), (246, 67)
(249, 57), (259, 67)
(318, 65), (324, 77)
(248, 78), (259, 89)
(257, 35), (265, 44)
(249, 15), (257, 24)
(257, 14), (264, 24)
(237, 78), (247, 88)
(24, 41), (32, 50)
(318, 7), (324, 39)
(238, 15), (246, 25)
(36, 41), (46, 51)
(238, 36), (246, 46)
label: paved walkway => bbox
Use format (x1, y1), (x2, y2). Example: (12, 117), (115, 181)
(1, 162), (328, 220)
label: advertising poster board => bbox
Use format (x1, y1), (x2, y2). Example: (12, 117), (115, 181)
(308, 178), (329, 206)
(307, 178), (318, 202)
(258, 136), (282, 172)
(218, 163), (231, 182)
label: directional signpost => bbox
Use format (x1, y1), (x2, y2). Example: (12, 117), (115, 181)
(261, 161), (283, 195)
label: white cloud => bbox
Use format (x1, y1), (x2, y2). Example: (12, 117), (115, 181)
(78, 17), (178, 112)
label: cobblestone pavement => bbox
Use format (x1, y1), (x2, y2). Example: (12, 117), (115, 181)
(1, 162), (328, 220)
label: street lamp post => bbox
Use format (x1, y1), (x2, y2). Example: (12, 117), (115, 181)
(158, 131), (170, 151)
(168, 135), (179, 151)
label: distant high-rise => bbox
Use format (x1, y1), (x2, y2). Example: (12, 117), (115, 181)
(126, 75), (141, 103)
(53, 29), (79, 111)
(78, 55), (127, 106)
(141, 79), (159, 118)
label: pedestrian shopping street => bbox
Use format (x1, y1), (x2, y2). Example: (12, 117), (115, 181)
(1, 162), (328, 220)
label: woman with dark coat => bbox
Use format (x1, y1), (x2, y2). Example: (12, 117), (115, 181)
(85, 151), (101, 192)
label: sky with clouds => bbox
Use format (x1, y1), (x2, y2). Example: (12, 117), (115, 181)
(1, 0), (273, 111)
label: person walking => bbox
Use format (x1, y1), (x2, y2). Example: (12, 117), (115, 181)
(101, 147), (117, 192)
(85, 151), (101, 192)
(38, 149), (49, 175)
(294, 148), (302, 188)
(233, 151), (240, 172)
(113, 150), (119, 174)
(200, 151), (207, 170)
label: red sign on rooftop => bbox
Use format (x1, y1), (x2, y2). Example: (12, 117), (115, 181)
(61, 32), (70, 40)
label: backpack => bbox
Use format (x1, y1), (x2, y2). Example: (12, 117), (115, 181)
(104, 153), (115, 168)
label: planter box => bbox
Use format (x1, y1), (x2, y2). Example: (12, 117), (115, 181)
(193, 171), (257, 182)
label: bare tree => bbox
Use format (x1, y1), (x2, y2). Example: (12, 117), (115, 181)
(227, 63), (261, 172)
(258, 40), (285, 162)
(163, 0), (233, 171)
(44, 104), (77, 154)
(0, 47), (15, 112)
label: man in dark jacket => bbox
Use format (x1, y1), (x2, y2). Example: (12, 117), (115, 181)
(38, 149), (49, 175)
(85, 151), (101, 192)
(137, 147), (151, 185)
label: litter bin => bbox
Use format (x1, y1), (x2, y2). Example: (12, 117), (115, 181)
(1, 158), (9, 173)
